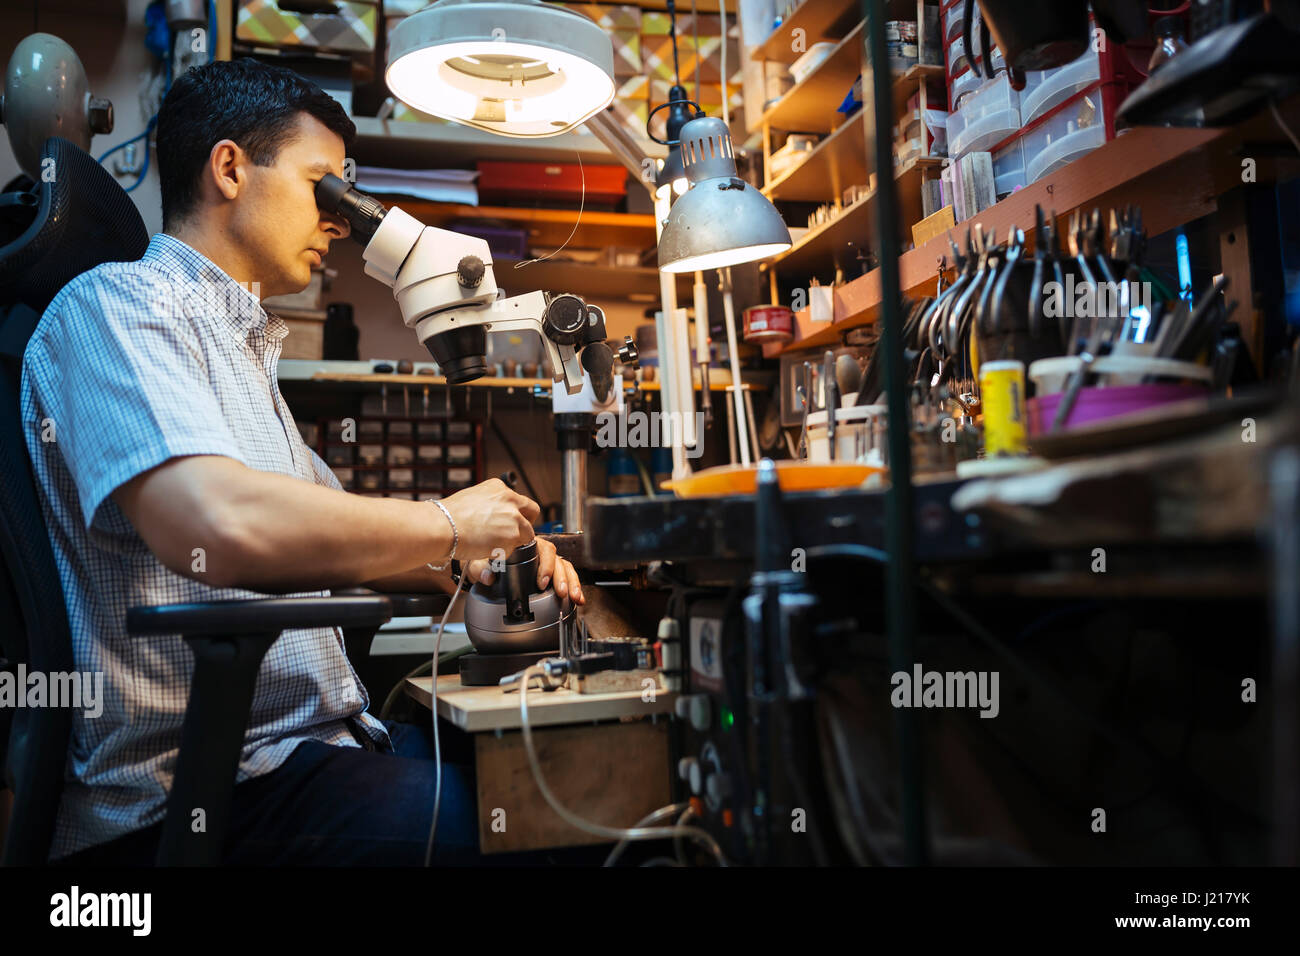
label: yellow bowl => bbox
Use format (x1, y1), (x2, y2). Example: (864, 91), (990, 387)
(663, 461), (885, 497)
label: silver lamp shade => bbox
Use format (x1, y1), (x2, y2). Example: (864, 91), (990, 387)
(657, 115), (792, 273)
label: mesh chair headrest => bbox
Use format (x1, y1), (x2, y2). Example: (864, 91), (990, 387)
(0, 136), (149, 313)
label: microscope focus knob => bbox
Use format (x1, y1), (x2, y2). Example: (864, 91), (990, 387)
(543, 293), (587, 346)
(617, 335), (639, 368)
(456, 255), (486, 289)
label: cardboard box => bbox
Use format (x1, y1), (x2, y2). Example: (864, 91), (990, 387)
(610, 28), (642, 77)
(277, 310), (327, 360)
(912, 204), (956, 247)
(236, 0), (378, 55)
(642, 33), (741, 85)
(559, 3), (642, 31)
(642, 12), (721, 35)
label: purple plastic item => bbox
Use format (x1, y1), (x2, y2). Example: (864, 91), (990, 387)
(1028, 383), (1209, 435)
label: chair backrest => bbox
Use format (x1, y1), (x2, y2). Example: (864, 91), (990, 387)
(0, 136), (148, 864)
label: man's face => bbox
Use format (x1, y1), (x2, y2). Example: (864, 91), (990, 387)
(229, 113), (350, 299)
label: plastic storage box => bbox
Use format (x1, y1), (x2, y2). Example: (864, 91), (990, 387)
(946, 34), (1003, 79)
(1023, 87), (1109, 183)
(475, 160), (627, 205)
(943, 1), (969, 43)
(1021, 50), (1103, 125)
(992, 138), (1026, 197)
(948, 73), (1020, 158)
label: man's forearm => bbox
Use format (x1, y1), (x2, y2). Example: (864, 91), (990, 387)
(363, 565), (456, 595)
(117, 456), (458, 593)
(221, 467), (456, 592)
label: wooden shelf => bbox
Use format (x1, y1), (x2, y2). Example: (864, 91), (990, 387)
(890, 62), (947, 118)
(304, 373), (551, 388)
(289, 371), (762, 393)
(764, 112), (870, 202)
(751, 0), (859, 65)
(756, 21), (864, 134)
(762, 155), (944, 281)
(763, 65), (948, 203)
(641, 380), (761, 392)
(395, 201), (657, 251)
(493, 259), (690, 302)
(775, 94), (1300, 354)
(349, 116), (657, 166)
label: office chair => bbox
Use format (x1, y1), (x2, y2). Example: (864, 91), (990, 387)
(0, 137), (446, 866)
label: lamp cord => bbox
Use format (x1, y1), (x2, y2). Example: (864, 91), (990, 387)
(692, 0), (700, 106)
(669, 0), (681, 87)
(719, 0), (729, 128)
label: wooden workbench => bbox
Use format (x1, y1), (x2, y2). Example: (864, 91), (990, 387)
(405, 675), (676, 853)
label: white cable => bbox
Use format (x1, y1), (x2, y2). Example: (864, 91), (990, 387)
(1271, 98), (1300, 155)
(673, 805), (696, 864)
(518, 665), (728, 864)
(514, 150), (585, 268)
(602, 802), (689, 866)
(424, 582), (465, 866)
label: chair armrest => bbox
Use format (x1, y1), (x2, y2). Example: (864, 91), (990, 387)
(122, 594), (393, 865)
(332, 588), (451, 618)
(125, 595), (393, 636)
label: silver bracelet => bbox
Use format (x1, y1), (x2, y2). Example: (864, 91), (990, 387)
(424, 499), (457, 572)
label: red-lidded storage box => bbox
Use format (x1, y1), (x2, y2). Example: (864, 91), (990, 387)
(475, 161), (629, 207)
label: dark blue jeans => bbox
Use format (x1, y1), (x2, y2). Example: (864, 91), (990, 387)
(57, 718), (497, 866)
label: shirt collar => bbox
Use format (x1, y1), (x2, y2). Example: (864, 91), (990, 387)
(144, 232), (270, 339)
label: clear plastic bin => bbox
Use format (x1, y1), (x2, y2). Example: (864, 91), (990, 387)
(1024, 89), (1108, 182)
(943, 1), (971, 43)
(992, 139), (1026, 197)
(1021, 50), (1101, 125)
(950, 65), (982, 109)
(948, 73), (1020, 158)
(947, 33), (967, 74)
(946, 34), (1003, 77)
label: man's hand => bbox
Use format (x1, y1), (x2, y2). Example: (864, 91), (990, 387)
(464, 537), (584, 605)
(438, 478), (540, 561)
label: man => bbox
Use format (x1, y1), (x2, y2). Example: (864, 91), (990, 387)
(20, 58), (584, 865)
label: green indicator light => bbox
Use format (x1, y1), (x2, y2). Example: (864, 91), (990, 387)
(722, 709), (734, 730)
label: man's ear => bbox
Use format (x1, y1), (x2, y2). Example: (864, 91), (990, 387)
(207, 139), (245, 202)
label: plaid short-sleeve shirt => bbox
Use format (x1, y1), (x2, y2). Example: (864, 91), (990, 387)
(20, 233), (392, 860)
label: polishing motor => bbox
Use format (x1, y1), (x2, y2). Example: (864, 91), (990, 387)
(463, 540), (575, 654)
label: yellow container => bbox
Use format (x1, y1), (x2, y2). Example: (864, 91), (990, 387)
(979, 360), (1028, 457)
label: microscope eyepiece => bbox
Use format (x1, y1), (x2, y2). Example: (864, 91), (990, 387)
(315, 173), (387, 242)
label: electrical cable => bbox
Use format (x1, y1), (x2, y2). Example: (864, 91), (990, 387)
(1270, 98), (1300, 155)
(487, 417), (542, 504)
(513, 150), (585, 268)
(602, 801), (688, 866)
(800, 543), (1268, 831)
(719, 0), (730, 128)
(632, 451), (657, 496)
(423, 581), (466, 866)
(673, 805), (696, 865)
(97, 115), (158, 193)
(691, 0), (700, 106)
(518, 664), (729, 864)
(669, 0), (681, 86)
(98, 0), (198, 193)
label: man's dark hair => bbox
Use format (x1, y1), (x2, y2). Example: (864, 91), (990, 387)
(156, 58), (355, 229)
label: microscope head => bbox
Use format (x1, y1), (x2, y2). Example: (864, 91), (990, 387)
(316, 173), (615, 394)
